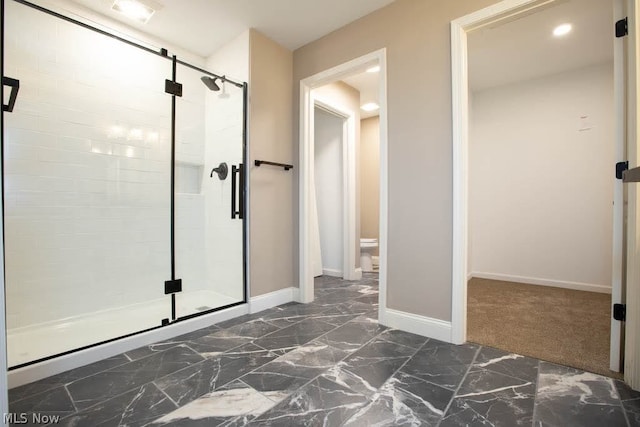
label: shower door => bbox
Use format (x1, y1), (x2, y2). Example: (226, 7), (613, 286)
(173, 63), (246, 319)
(2, 0), (173, 367)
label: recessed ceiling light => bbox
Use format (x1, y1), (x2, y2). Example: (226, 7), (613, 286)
(366, 65), (381, 73)
(112, 0), (156, 24)
(361, 102), (379, 112)
(553, 23), (572, 37)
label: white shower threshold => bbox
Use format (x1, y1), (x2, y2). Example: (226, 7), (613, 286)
(7, 290), (241, 368)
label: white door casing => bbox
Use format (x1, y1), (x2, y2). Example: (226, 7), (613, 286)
(624, 0), (640, 390)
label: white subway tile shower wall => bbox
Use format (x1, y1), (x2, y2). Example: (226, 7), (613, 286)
(4, 3), (172, 339)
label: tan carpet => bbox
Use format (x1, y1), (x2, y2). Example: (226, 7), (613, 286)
(467, 278), (621, 379)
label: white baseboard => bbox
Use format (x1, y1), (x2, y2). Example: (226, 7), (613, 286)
(249, 287), (297, 314)
(322, 268), (343, 277)
(9, 303), (250, 388)
(379, 307), (452, 343)
(469, 272), (612, 294)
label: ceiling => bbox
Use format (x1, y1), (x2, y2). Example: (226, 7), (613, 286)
(468, 0), (613, 92)
(342, 70), (381, 119)
(66, 0), (395, 57)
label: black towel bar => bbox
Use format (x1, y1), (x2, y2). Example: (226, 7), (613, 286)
(254, 160), (293, 170)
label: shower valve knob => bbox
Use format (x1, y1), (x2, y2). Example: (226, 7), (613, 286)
(211, 162), (228, 180)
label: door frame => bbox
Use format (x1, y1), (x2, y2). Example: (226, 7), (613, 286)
(298, 48), (388, 312)
(312, 98), (357, 280)
(450, 0), (625, 374)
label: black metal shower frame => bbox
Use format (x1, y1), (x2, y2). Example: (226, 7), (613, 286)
(1, 0), (249, 370)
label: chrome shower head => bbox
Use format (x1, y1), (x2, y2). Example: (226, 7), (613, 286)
(201, 76), (220, 91)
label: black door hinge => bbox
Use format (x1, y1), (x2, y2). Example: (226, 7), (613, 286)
(613, 303), (626, 321)
(616, 18), (628, 38)
(161, 318), (170, 326)
(165, 278), (182, 294)
(616, 161), (629, 179)
(165, 79), (183, 97)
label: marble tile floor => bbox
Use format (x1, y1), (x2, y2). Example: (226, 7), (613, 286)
(8, 273), (640, 426)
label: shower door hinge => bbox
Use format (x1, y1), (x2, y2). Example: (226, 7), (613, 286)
(616, 161), (629, 179)
(613, 303), (626, 321)
(616, 18), (628, 38)
(164, 278), (182, 294)
(165, 79), (183, 97)
(161, 318), (170, 326)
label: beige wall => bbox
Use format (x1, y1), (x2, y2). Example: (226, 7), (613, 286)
(313, 81), (361, 268)
(249, 30), (295, 296)
(360, 116), (380, 256)
(293, 0), (498, 321)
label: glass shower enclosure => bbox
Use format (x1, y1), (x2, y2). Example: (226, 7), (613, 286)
(1, 0), (247, 368)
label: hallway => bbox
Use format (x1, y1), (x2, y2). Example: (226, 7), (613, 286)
(9, 274), (638, 426)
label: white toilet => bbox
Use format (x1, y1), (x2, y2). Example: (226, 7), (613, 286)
(360, 238), (379, 272)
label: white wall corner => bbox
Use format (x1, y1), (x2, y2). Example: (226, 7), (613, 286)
(249, 287), (296, 314)
(379, 307), (453, 343)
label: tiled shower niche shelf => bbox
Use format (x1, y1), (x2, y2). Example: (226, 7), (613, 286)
(176, 161), (204, 195)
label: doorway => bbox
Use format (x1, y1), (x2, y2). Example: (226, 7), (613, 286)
(451, 0), (623, 377)
(298, 49), (388, 316)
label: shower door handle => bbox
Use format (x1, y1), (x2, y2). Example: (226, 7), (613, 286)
(231, 163), (244, 219)
(2, 76), (20, 112)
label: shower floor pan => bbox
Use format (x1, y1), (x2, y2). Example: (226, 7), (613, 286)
(7, 290), (239, 368)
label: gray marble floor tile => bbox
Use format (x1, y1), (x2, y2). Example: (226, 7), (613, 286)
(473, 346), (539, 382)
(616, 379), (640, 401)
(354, 294), (379, 306)
(9, 354), (131, 404)
(322, 364), (380, 398)
(260, 304), (330, 328)
(623, 398), (640, 427)
(305, 311), (361, 327)
(11, 273), (629, 427)
(331, 300), (375, 315)
(400, 340), (478, 390)
(344, 370), (453, 426)
(240, 341), (348, 399)
(252, 318), (337, 351)
(377, 329), (429, 350)
(311, 289), (370, 306)
(125, 326), (221, 361)
(533, 361), (626, 427)
(450, 368), (536, 426)
(66, 345), (204, 410)
(314, 276), (345, 287)
(249, 376), (369, 426)
(59, 383), (177, 427)
(337, 339), (416, 392)
(316, 318), (385, 351)
(440, 398), (503, 427)
(154, 343), (280, 407)
(184, 324), (268, 357)
(152, 380), (275, 426)
(215, 310), (279, 330)
(9, 385), (76, 420)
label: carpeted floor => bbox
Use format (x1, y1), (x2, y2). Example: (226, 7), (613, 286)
(467, 278), (621, 379)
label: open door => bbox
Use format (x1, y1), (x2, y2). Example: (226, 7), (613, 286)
(612, 0), (627, 373)
(621, 0), (640, 390)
